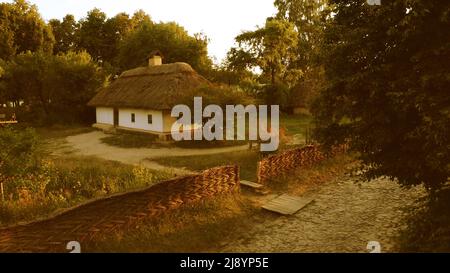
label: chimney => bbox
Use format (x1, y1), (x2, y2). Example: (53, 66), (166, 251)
(148, 50), (163, 66)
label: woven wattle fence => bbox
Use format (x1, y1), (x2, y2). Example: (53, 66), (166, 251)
(257, 144), (349, 185)
(0, 165), (240, 253)
(143, 165), (240, 214)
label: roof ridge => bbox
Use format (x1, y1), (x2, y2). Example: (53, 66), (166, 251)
(120, 62), (195, 78)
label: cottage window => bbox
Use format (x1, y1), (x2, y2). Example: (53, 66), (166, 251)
(131, 113), (135, 123)
(148, 114), (153, 124)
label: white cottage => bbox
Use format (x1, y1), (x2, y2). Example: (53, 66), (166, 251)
(88, 52), (210, 140)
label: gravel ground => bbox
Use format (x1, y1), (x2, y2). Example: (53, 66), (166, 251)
(221, 175), (427, 253)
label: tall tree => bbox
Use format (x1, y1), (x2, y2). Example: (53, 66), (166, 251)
(0, 0), (54, 60)
(117, 21), (212, 73)
(77, 8), (108, 62)
(49, 14), (79, 54)
(227, 18), (299, 85)
(130, 9), (152, 28)
(275, 0), (329, 71)
(274, 0), (330, 110)
(77, 9), (153, 66)
(313, 0), (450, 189)
(102, 12), (137, 65)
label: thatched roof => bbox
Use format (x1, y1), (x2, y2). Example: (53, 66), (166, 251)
(87, 62), (211, 110)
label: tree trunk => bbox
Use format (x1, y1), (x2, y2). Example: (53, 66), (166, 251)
(271, 68), (276, 85)
(0, 182), (4, 202)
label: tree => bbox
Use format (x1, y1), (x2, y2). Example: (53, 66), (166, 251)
(77, 8), (108, 62)
(55, 9), (153, 69)
(313, 0), (450, 189)
(130, 9), (152, 28)
(275, 0), (330, 111)
(227, 18), (299, 86)
(0, 51), (107, 124)
(51, 51), (107, 123)
(49, 14), (79, 54)
(117, 21), (212, 73)
(102, 12), (148, 67)
(0, 23), (16, 60)
(275, 0), (329, 71)
(1, 51), (52, 114)
(0, 0), (54, 60)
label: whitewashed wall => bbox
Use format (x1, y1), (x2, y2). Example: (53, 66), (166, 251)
(118, 108), (165, 133)
(96, 107), (114, 125)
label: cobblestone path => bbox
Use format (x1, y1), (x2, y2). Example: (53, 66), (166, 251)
(221, 176), (426, 253)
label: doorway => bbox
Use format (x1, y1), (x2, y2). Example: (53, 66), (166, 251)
(113, 108), (119, 126)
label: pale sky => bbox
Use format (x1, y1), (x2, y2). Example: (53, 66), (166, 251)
(5, 0), (277, 63)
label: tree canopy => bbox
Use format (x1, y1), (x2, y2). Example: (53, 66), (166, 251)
(49, 15), (79, 54)
(227, 18), (299, 85)
(0, 51), (107, 124)
(313, 0), (450, 189)
(117, 21), (212, 74)
(0, 0), (54, 60)
(225, 1), (329, 110)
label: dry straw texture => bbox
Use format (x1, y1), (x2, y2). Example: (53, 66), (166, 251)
(88, 62), (211, 110)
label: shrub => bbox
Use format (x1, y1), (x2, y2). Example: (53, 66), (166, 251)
(0, 126), (40, 178)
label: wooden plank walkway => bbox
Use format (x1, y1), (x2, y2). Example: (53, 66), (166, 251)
(262, 194), (314, 215)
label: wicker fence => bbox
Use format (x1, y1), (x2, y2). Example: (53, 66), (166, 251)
(141, 165), (240, 215)
(257, 144), (348, 185)
(0, 165), (240, 252)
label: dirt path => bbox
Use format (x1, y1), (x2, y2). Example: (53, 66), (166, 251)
(220, 175), (427, 253)
(53, 131), (248, 175)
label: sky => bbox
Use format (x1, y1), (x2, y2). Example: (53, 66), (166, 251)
(6, 0), (277, 63)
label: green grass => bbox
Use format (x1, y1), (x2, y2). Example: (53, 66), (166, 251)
(101, 132), (247, 149)
(34, 125), (94, 140)
(101, 133), (159, 148)
(0, 155), (174, 227)
(86, 194), (258, 253)
(153, 150), (260, 181)
(280, 113), (313, 138)
(173, 139), (248, 149)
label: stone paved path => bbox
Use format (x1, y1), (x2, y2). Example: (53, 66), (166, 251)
(221, 176), (426, 253)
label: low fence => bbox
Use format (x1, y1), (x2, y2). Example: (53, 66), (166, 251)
(141, 165), (240, 215)
(257, 144), (348, 185)
(0, 165), (240, 252)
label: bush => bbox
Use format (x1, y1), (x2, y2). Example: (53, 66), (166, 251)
(0, 126), (40, 178)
